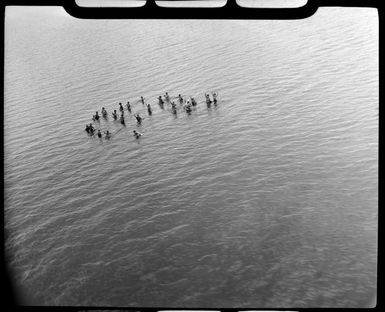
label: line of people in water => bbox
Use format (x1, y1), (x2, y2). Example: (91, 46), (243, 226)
(85, 124), (113, 139)
(92, 92), (218, 121)
(85, 122), (143, 140)
(86, 92), (219, 139)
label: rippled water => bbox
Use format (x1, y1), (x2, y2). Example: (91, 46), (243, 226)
(4, 6), (378, 308)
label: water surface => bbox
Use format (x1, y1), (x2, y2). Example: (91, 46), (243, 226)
(4, 6), (378, 308)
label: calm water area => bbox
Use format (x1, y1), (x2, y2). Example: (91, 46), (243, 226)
(4, 6), (378, 307)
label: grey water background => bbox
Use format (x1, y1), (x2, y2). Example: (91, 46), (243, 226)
(4, 6), (378, 308)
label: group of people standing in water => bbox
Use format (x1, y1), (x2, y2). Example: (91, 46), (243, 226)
(85, 123), (112, 139)
(85, 92), (219, 140)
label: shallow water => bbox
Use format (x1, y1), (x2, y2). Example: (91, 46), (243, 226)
(4, 6), (378, 308)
